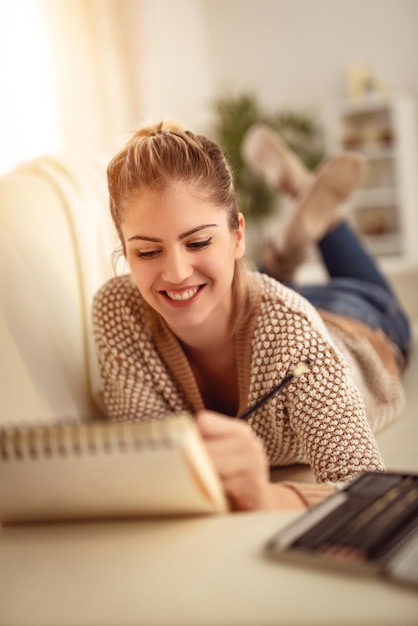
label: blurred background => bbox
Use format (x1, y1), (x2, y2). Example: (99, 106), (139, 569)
(1, 0), (417, 302)
(1, 0), (417, 164)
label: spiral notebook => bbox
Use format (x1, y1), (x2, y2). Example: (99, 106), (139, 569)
(0, 413), (228, 524)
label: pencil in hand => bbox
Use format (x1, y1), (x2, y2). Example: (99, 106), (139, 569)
(238, 359), (311, 421)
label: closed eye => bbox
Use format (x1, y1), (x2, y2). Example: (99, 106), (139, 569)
(187, 237), (212, 250)
(134, 236), (212, 259)
(135, 249), (161, 259)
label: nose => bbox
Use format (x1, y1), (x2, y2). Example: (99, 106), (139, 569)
(160, 248), (193, 284)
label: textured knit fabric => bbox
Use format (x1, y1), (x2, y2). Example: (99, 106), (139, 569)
(91, 270), (401, 494)
(317, 311), (405, 435)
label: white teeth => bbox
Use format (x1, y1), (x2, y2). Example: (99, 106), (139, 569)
(165, 287), (199, 301)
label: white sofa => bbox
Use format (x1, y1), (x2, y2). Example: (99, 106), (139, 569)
(0, 155), (119, 426)
(0, 154), (416, 480)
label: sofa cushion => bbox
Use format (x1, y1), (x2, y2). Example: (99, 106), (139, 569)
(0, 156), (119, 424)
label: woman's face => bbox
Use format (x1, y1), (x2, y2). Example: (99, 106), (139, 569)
(121, 184), (245, 337)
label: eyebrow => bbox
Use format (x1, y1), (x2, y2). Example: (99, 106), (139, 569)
(127, 224), (218, 243)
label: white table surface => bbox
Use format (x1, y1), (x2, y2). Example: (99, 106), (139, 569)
(1, 510), (417, 626)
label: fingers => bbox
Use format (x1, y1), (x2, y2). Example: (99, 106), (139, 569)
(196, 409), (249, 437)
(196, 411), (308, 512)
(196, 410), (272, 511)
(197, 410), (267, 471)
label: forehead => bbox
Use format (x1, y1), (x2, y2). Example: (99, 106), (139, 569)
(122, 184), (228, 230)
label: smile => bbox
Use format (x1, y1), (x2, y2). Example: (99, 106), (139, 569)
(163, 286), (203, 302)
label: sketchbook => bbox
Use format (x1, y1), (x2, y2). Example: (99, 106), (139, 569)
(0, 413), (228, 524)
(265, 471), (418, 589)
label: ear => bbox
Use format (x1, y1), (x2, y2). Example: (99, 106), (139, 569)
(234, 213), (246, 260)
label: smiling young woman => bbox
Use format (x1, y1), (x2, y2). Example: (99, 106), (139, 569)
(92, 120), (411, 512)
(121, 184), (245, 343)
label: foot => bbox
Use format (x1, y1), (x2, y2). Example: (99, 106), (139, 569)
(279, 152), (368, 251)
(262, 152), (367, 282)
(241, 123), (313, 197)
(262, 242), (309, 283)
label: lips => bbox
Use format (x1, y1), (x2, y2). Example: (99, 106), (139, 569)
(162, 285), (204, 303)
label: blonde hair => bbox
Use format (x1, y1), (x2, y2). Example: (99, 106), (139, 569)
(107, 120), (247, 326)
(107, 120), (240, 256)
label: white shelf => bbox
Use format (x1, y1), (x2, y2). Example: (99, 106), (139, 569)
(323, 94), (418, 267)
(355, 145), (396, 160)
(352, 186), (398, 207)
(361, 232), (402, 256)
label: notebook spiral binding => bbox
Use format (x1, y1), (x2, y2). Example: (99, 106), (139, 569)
(0, 418), (178, 461)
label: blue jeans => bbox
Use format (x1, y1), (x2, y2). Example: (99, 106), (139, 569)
(284, 222), (411, 363)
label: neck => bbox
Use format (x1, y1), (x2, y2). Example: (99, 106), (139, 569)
(178, 316), (233, 357)
(180, 323), (238, 416)
(169, 292), (235, 355)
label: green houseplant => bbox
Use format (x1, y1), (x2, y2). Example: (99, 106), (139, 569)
(211, 93), (325, 221)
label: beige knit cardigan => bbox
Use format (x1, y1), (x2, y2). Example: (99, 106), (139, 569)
(92, 271), (405, 506)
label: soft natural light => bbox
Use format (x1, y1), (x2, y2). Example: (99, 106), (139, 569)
(0, 0), (61, 174)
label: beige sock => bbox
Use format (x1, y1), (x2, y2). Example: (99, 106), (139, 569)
(241, 123), (313, 197)
(263, 152), (367, 281)
(278, 152), (367, 252)
(262, 241), (309, 283)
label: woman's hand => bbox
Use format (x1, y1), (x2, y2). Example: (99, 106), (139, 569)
(196, 410), (306, 512)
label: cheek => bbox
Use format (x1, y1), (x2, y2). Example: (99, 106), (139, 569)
(129, 260), (155, 292)
(206, 248), (237, 281)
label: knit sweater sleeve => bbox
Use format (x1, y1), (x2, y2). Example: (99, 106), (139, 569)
(248, 274), (386, 484)
(91, 275), (191, 420)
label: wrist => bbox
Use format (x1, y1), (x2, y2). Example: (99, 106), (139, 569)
(266, 483), (308, 511)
